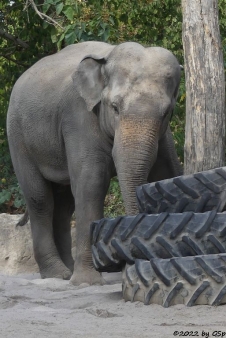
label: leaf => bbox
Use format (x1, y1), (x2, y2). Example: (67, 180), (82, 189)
(58, 32), (65, 42)
(63, 7), (74, 21)
(14, 197), (24, 208)
(43, 3), (51, 13)
(65, 31), (76, 45)
(43, 21), (49, 29)
(180, 93), (186, 102)
(103, 28), (110, 42)
(109, 17), (114, 25)
(45, 0), (61, 4)
(51, 34), (58, 43)
(56, 3), (64, 15)
(0, 190), (11, 203)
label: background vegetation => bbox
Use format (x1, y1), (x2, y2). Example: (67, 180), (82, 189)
(0, 0), (225, 216)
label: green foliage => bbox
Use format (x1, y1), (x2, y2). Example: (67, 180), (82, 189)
(104, 177), (125, 218)
(219, 0), (226, 66)
(38, 0), (183, 61)
(170, 74), (186, 164)
(0, 1), (56, 122)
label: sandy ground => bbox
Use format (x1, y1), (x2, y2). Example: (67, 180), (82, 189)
(1, 272), (226, 338)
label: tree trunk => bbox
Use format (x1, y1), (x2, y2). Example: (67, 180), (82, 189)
(182, 0), (225, 174)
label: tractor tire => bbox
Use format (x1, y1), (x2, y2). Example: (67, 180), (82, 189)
(91, 211), (226, 272)
(122, 254), (226, 307)
(136, 167), (226, 214)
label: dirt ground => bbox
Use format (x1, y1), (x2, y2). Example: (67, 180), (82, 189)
(0, 271), (226, 338)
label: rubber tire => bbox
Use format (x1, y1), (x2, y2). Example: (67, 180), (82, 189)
(136, 167), (226, 214)
(122, 254), (226, 307)
(91, 211), (226, 272)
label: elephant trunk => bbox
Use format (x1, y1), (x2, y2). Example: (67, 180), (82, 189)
(113, 117), (160, 215)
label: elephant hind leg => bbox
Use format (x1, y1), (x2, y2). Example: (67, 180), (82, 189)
(52, 183), (75, 273)
(12, 155), (72, 279)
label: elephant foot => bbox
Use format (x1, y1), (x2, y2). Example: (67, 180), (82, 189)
(60, 256), (74, 274)
(70, 267), (105, 286)
(40, 261), (72, 280)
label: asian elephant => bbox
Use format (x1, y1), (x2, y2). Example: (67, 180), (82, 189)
(7, 41), (182, 285)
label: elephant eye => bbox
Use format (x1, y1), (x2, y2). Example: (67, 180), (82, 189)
(112, 103), (119, 115)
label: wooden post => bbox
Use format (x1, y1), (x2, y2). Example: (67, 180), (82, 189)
(182, 0), (225, 174)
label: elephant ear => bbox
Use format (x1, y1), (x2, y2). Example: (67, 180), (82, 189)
(73, 55), (106, 112)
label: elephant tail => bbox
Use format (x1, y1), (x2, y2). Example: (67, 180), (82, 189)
(16, 208), (29, 226)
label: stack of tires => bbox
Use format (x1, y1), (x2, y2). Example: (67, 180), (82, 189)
(91, 167), (226, 307)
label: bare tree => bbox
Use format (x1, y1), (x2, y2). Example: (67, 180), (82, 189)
(182, 0), (225, 174)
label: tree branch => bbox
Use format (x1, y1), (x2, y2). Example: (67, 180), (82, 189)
(24, 0), (64, 30)
(0, 29), (29, 49)
(0, 54), (29, 67)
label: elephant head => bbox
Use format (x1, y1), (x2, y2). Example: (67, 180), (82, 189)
(74, 42), (181, 214)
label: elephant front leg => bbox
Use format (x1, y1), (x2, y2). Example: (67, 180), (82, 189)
(70, 169), (111, 286)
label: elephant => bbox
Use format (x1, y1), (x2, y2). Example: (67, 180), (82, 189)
(7, 41), (182, 285)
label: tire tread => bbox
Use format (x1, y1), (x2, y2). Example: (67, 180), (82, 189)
(122, 254), (226, 306)
(91, 211), (226, 272)
(136, 167), (226, 214)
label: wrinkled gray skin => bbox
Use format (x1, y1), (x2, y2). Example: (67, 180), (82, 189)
(7, 41), (182, 285)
